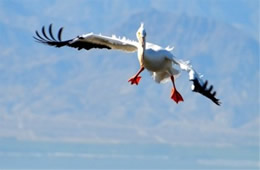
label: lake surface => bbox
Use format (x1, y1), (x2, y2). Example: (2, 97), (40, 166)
(0, 138), (259, 169)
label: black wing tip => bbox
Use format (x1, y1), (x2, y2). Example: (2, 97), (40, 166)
(191, 78), (221, 106)
(215, 100), (221, 106)
(33, 24), (67, 47)
(34, 24), (113, 51)
(211, 95), (221, 106)
(58, 27), (64, 41)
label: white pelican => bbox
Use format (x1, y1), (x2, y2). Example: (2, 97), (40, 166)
(33, 23), (221, 105)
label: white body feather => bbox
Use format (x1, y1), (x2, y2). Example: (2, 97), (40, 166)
(73, 33), (201, 85)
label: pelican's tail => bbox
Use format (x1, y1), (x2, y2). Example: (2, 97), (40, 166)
(152, 72), (170, 83)
(151, 68), (180, 84)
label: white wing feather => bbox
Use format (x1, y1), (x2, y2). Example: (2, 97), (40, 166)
(34, 24), (138, 53)
(174, 59), (220, 105)
(77, 33), (138, 52)
(174, 59), (204, 88)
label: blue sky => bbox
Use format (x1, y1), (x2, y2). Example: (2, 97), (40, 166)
(0, 0), (259, 169)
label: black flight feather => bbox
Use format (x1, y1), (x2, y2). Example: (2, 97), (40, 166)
(33, 24), (111, 50)
(191, 78), (221, 106)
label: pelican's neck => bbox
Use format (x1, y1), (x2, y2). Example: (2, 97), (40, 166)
(138, 37), (146, 54)
(138, 38), (146, 66)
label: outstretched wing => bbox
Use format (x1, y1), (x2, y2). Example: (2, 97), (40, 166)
(176, 60), (221, 106)
(33, 24), (138, 52)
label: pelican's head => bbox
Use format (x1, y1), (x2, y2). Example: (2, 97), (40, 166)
(136, 23), (146, 46)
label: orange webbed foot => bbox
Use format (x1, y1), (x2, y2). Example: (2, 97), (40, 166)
(128, 76), (141, 85)
(170, 88), (184, 104)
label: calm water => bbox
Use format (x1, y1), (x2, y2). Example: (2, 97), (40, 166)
(0, 138), (259, 169)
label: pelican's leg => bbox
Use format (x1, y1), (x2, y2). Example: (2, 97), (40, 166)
(128, 67), (144, 85)
(170, 75), (184, 103)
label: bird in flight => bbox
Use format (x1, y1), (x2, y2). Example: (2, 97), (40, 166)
(33, 23), (221, 105)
